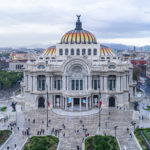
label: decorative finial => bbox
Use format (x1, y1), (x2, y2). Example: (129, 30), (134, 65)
(77, 15), (81, 21)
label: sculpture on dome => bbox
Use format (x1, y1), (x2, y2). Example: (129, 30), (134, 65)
(77, 15), (81, 21)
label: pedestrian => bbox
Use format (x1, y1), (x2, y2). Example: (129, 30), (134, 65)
(63, 133), (65, 137)
(126, 128), (129, 133)
(14, 144), (17, 148)
(130, 133), (132, 138)
(17, 127), (19, 131)
(49, 120), (51, 123)
(7, 146), (9, 150)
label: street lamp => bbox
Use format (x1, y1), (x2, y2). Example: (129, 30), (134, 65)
(114, 126), (118, 137)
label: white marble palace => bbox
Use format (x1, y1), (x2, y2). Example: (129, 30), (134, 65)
(20, 16), (136, 111)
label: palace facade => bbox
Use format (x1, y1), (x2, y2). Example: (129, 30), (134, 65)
(20, 16), (136, 111)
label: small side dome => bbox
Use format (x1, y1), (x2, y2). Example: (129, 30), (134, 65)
(42, 46), (56, 57)
(100, 45), (115, 56)
(60, 15), (97, 44)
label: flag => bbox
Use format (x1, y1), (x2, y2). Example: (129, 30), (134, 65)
(48, 100), (50, 107)
(99, 100), (102, 107)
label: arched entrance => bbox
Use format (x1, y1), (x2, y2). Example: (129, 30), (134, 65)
(109, 97), (115, 107)
(38, 97), (45, 108)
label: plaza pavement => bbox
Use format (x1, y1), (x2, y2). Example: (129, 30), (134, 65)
(0, 106), (142, 150)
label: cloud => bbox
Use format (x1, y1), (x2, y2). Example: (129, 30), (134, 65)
(0, 0), (150, 47)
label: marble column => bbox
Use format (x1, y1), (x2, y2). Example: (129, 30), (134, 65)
(54, 95), (56, 108)
(100, 76), (103, 91)
(104, 76), (107, 91)
(116, 76), (120, 91)
(80, 98), (82, 111)
(86, 97), (88, 110)
(65, 97), (67, 110)
(72, 98), (74, 111)
(91, 95), (93, 108)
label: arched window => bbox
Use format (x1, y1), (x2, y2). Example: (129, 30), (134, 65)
(88, 49), (91, 55)
(71, 49), (74, 55)
(76, 49), (80, 55)
(65, 49), (68, 55)
(82, 49), (86, 55)
(93, 49), (97, 55)
(59, 49), (63, 55)
(108, 75), (116, 91)
(37, 75), (46, 91)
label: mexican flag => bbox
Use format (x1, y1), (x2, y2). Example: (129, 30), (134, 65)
(47, 91), (50, 107)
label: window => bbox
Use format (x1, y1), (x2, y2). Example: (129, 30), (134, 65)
(93, 49), (97, 55)
(80, 80), (83, 90)
(37, 75), (45, 91)
(82, 49), (86, 55)
(76, 49), (80, 55)
(37, 65), (45, 69)
(76, 80), (79, 90)
(65, 49), (68, 55)
(39, 80), (41, 89)
(108, 75), (116, 91)
(42, 80), (45, 90)
(71, 49), (74, 55)
(59, 49), (63, 55)
(72, 80), (75, 90)
(88, 49), (91, 55)
(58, 80), (61, 90)
(94, 80), (97, 90)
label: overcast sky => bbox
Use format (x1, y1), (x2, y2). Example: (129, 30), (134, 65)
(0, 0), (150, 47)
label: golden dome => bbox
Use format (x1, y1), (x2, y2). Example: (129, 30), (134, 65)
(42, 46), (56, 57)
(61, 15), (97, 44)
(100, 45), (115, 56)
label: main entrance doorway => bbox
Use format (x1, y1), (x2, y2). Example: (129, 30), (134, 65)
(74, 98), (79, 105)
(109, 97), (115, 107)
(38, 97), (45, 108)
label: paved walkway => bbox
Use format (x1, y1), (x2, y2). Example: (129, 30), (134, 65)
(0, 107), (141, 150)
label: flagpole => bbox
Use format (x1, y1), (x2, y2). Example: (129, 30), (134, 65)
(98, 75), (101, 132)
(46, 84), (48, 128)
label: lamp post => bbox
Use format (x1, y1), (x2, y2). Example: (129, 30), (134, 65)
(114, 126), (118, 137)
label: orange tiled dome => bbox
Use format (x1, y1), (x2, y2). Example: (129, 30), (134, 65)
(42, 46), (56, 57)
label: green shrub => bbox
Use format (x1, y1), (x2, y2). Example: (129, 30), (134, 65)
(0, 106), (7, 112)
(0, 130), (12, 146)
(85, 135), (119, 150)
(23, 135), (58, 150)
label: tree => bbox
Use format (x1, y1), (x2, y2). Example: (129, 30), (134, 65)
(133, 68), (141, 81)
